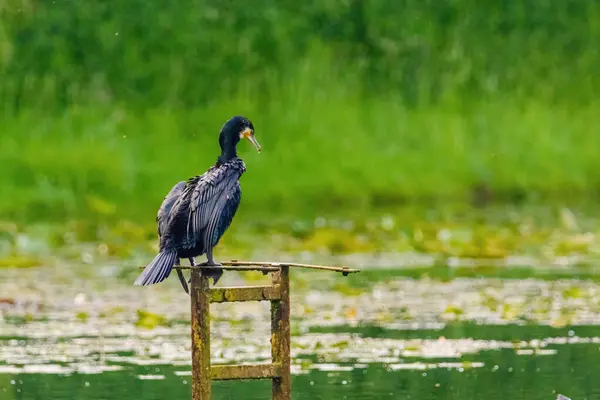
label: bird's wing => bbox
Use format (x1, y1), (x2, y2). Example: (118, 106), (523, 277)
(186, 166), (243, 246)
(157, 181), (187, 237)
(205, 182), (241, 248)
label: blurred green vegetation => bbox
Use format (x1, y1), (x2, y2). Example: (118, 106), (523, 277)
(1, 1), (600, 223)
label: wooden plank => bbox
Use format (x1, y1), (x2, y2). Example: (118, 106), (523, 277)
(210, 285), (280, 303)
(191, 270), (211, 400)
(271, 266), (291, 399)
(211, 363), (282, 381)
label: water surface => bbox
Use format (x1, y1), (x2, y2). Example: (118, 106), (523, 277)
(1, 262), (598, 399)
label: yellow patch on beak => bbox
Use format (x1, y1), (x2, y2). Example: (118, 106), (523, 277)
(240, 127), (253, 139)
(240, 127), (262, 152)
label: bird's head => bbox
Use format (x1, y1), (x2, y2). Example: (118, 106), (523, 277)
(219, 116), (261, 153)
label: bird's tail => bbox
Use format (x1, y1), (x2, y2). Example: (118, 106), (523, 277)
(134, 250), (178, 286)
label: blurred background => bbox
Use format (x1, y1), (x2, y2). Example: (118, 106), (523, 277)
(1, 1), (600, 399)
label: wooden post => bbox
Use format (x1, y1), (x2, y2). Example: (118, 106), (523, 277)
(271, 266), (291, 399)
(191, 269), (211, 400)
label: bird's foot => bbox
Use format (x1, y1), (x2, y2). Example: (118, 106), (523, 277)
(185, 261), (224, 286)
(196, 260), (222, 267)
(197, 261), (223, 286)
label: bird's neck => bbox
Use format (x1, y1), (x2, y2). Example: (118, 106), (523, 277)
(217, 147), (238, 165)
(217, 132), (240, 165)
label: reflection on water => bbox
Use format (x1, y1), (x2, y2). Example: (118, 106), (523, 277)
(2, 260), (600, 399)
(0, 341), (598, 400)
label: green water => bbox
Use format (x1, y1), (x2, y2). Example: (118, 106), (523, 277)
(1, 347), (598, 400)
(2, 261), (600, 400)
(1, 331), (598, 399)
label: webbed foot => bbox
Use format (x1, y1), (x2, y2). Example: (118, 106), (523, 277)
(197, 260), (223, 285)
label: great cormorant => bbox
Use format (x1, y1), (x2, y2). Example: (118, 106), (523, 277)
(134, 116), (261, 292)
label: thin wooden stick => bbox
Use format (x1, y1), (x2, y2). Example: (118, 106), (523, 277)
(138, 261), (360, 275)
(226, 260), (360, 275)
(172, 265), (280, 272)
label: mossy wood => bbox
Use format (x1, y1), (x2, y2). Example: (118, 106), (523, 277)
(185, 261), (358, 400)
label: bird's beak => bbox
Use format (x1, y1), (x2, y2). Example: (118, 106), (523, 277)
(247, 134), (261, 152)
(241, 128), (261, 152)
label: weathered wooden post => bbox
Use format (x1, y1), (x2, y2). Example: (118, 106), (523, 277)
(190, 268), (211, 399)
(170, 261), (358, 400)
(271, 265), (290, 399)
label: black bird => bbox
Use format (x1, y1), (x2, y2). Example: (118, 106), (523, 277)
(134, 116), (261, 292)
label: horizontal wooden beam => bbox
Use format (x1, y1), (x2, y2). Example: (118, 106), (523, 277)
(211, 363), (282, 380)
(209, 285), (281, 303)
(226, 260), (360, 275)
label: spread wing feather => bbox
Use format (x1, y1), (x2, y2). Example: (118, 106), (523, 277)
(204, 182), (241, 248)
(209, 183), (241, 246)
(185, 165), (243, 251)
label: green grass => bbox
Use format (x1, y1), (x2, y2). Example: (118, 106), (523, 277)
(2, 60), (600, 223)
(3, 1), (600, 108)
(2, 1), (600, 224)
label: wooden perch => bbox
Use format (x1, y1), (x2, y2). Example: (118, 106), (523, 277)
(140, 260), (360, 276)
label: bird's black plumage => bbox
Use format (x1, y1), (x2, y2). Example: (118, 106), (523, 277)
(134, 116), (260, 290)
